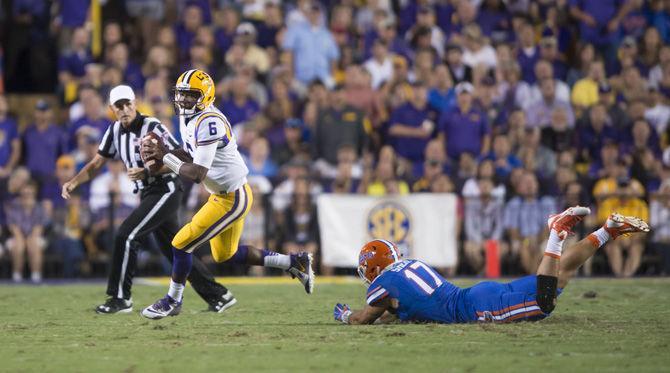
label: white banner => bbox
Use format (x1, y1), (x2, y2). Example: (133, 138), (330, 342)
(317, 193), (458, 268)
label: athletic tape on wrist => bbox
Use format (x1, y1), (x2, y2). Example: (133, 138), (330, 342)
(163, 153), (184, 174)
(342, 310), (352, 324)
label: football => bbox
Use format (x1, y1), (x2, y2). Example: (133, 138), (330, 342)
(140, 132), (164, 175)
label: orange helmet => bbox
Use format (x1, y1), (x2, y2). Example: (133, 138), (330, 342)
(357, 239), (402, 285)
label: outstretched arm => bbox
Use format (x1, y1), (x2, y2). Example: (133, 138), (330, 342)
(62, 154), (107, 199)
(334, 298), (392, 325)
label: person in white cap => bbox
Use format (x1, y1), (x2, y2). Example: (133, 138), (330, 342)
(61, 85), (236, 314)
(227, 22), (270, 74)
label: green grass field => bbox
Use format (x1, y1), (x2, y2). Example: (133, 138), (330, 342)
(1, 277), (669, 373)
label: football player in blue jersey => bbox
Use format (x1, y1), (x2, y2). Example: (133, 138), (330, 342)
(334, 206), (650, 324)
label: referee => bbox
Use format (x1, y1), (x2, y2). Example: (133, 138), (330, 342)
(62, 85), (236, 314)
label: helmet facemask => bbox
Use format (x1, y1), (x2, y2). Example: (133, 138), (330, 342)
(357, 264), (371, 285)
(174, 87), (204, 116)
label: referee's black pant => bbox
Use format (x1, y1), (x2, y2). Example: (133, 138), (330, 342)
(106, 178), (229, 304)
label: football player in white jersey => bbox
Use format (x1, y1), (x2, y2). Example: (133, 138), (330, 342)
(140, 69), (314, 319)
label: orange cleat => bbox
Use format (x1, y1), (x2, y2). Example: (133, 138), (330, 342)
(547, 206), (591, 240)
(604, 213), (650, 239)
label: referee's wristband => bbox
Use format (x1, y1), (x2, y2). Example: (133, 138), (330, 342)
(163, 153), (184, 175)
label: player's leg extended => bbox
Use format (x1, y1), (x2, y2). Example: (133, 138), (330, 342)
(558, 212), (650, 287)
(154, 220), (236, 312)
(535, 206), (591, 313)
(209, 185), (315, 293)
(459, 208), (586, 323)
(211, 225), (316, 294)
(141, 190), (243, 319)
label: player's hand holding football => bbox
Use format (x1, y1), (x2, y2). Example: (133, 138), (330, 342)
(142, 134), (168, 161)
(334, 303), (352, 324)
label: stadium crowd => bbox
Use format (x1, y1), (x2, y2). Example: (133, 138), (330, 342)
(1, 0), (670, 282)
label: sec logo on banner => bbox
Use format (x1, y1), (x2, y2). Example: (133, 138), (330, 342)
(367, 201), (412, 256)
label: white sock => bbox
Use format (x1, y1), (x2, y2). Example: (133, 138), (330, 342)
(12, 272), (22, 282)
(30, 272), (42, 283)
(589, 227), (611, 248)
(263, 253), (291, 270)
(544, 230), (565, 258)
(168, 280), (185, 302)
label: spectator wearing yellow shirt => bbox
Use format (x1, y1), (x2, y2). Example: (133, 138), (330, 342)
(362, 146), (410, 196)
(597, 179), (649, 277)
(365, 159), (410, 196)
(571, 60), (605, 110)
(593, 160), (645, 201)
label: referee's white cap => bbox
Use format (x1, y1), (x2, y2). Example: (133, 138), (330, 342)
(109, 85), (136, 105)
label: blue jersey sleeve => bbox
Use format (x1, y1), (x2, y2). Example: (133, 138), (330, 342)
(366, 275), (393, 306)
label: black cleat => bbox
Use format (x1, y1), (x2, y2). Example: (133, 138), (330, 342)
(208, 291), (237, 313)
(95, 297), (133, 314)
(287, 252), (315, 294)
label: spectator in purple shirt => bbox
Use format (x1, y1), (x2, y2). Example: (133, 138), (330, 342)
(108, 43), (144, 93)
(577, 103), (619, 162)
(541, 6), (572, 55)
(214, 6), (240, 56)
(57, 0), (90, 29)
(219, 74), (260, 127)
(609, 36), (648, 77)
(438, 82), (491, 161)
(621, 119), (662, 159)
(539, 37), (568, 81)
(653, 2), (670, 43)
(22, 100), (67, 199)
(516, 22), (540, 84)
(569, 0), (633, 47)
(67, 88), (110, 150)
(477, 0), (511, 41)
(375, 19), (414, 62)
(5, 180), (49, 283)
(388, 82), (435, 169)
(569, 0), (633, 72)
(58, 27), (92, 91)
(256, 2), (284, 50)
(621, 0), (650, 40)
(175, 4), (204, 64)
(0, 95), (21, 179)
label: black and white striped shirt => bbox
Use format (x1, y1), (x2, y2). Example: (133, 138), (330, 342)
(98, 113), (180, 192)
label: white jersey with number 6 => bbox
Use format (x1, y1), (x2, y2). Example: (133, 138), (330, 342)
(179, 106), (248, 194)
